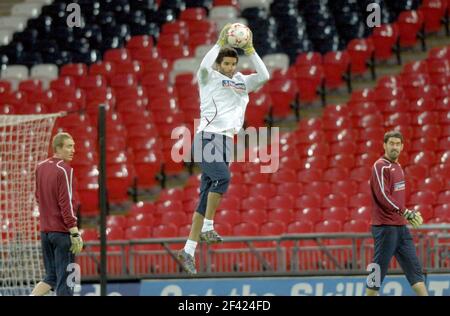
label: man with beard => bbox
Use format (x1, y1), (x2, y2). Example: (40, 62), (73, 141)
(365, 130), (428, 296)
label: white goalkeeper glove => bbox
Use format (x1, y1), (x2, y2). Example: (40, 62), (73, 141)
(403, 209), (423, 229)
(69, 227), (83, 254)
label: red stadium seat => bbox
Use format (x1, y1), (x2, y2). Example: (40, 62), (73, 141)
(409, 191), (437, 205)
(297, 117), (324, 131)
(260, 221), (286, 236)
(416, 176), (444, 193)
(265, 78), (297, 117)
(126, 35), (154, 50)
(241, 208), (267, 225)
(127, 212), (155, 227)
(349, 193), (372, 209)
(315, 220), (342, 233)
(343, 219), (369, 232)
(411, 137), (439, 152)
(350, 166), (372, 183)
(323, 50), (350, 90)
(350, 88), (376, 103)
(180, 7), (207, 21)
(409, 151), (436, 167)
(302, 181), (331, 198)
(297, 169), (322, 183)
(271, 169), (297, 183)
(244, 172), (270, 184)
(241, 196), (267, 211)
(267, 195), (295, 210)
(296, 52), (322, 66)
(371, 23), (399, 61)
(437, 190), (450, 204)
(419, 0), (447, 33)
(268, 208), (295, 225)
(89, 61), (116, 81)
(328, 154), (355, 169)
(351, 206), (371, 221)
(161, 211), (189, 226)
(156, 200), (183, 214)
(439, 137), (450, 151)
(233, 222), (259, 236)
(438, 151), (450, 165)
(104, 48), (132, 63)
(298, 143), (330, 158)
(276, 183), (303, 198)
(158, 188), (184, 203)
(218, 196), (241, 211)
(430, 164), (450, 179)
(295, 207), (322, 224)
(107, 215), (127, 228)
(414, 124), (441, 139)
(125, 225), (152, 241)
(347, 38), (374, 75)
(322, 193), (348, 208)
(322, 207), (348, 222)
(296, 194), (321, 209)
(300, 156), (328, 170)
(412, 111), (439, 126)
(331, 180), (358, 197)
(323, 167), (349, 182)
(152, 223), (178, 239)
(178, 224), (192, 237)
(397, 10), (424, 48)
(224, 184), (249, 200)
(330, 141), (357, 155)
(288, 220), (314, 233)
(216, 209), (241, 226)
(249, 183), (277, 198)
(323, 104), (350, 119)
(295, 64), (324, 103)
(60, 63), (88, 81)
(434, 204), (450, 220)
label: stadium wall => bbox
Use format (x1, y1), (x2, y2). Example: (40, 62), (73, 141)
(74, 274), (450, 296)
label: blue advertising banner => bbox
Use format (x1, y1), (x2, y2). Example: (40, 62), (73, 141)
(140, 274), (450, 296)
(75, 282), (140, 296)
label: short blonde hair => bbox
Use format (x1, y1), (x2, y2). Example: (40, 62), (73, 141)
(52, 132), (73, 152)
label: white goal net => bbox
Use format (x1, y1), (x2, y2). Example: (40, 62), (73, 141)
(0, 114), (60, 295)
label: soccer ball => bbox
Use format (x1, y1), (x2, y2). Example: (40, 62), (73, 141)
(227, 23), (250, 48)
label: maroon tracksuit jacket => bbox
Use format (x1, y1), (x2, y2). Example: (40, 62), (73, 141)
(369, 156), (408, 226)
(35, 157), (78, 232)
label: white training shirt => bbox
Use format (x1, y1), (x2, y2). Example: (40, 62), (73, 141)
(196, 44), (270, 138)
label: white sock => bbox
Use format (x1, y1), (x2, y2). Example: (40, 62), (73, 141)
(184, 239), (197, 257)
(201, 219), (214, 233)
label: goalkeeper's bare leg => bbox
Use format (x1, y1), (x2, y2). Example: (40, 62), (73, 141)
(412, 282), (428, 296)
(30, 281), (52, 296)
(178, 192), (222, 274)
(199, 192), (224, 244)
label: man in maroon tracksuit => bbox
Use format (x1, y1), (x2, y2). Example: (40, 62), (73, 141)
(31, 132), (83, 296)
(366, 130), (428, 296)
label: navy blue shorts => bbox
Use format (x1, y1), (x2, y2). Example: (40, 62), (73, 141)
(41, 232), (75, 296)
(192, 132), (232, 216)
(367, 225), (424, 290)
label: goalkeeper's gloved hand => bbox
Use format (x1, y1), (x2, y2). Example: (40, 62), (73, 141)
(403, 209), (423, 229)
(243, 29), (255, 56)
(69, 227), (83, 254)
(216, 23), (232, 47)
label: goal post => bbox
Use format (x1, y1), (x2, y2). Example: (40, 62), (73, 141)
(0, 113), (61, 295)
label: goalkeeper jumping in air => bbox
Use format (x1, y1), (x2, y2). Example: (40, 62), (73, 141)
(31, 132), (83, 296)
(177, 24), (270, 274)
(366, 131), (428, 296)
